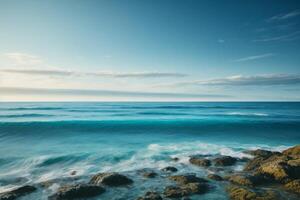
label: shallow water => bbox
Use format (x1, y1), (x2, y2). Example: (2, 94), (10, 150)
(0, 102), (300, 199)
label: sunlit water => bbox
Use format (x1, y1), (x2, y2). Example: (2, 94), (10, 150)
(0, 102), (300, 199)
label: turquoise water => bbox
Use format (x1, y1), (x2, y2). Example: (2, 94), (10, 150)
(0, 102), (300, 199)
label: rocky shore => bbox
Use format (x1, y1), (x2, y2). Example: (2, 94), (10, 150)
(0, 145), (300, 200)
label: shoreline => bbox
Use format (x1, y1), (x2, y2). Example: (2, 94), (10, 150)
(1, 145), (299, 200)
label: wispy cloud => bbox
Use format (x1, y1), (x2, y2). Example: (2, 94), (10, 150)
(254, 31), (300, 42)
(162, 74), (300, 87)
(3, 53), (42, 65)
(0, 87), (230, 99)
(0, 69), (187, 78)
(267, 10), (300, 22)
(233, 53), (274, 62)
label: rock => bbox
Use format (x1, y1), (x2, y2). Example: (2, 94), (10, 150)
(207, 174), (223, 181)
(189, 156), (211, 167)
(244, 149), (280, 158)
(89, 172), (133, 186)
(142, 172), (157, 178)
(227, 174), (262, 187)
(226, 185), (278, 200)
(163, 183), (208, 198)
(169, 174), (208, 185)
(0, 185), (36, 200)
(161, 166), (178, 173)
(49, 184), (105, 200)
(256, 155), (296, 183)
(70, 171), (77, 176)
(137, 191), (162, 200)
(213, 156), (237, 166)
(39, 180), (55, 188)
(282, 145), (300, 158)
(244, 156), (267, 171)
(284, 179), (300, 194)
(171, 157), (179, 162)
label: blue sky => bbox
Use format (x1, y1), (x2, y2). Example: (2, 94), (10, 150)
(0, 0), (300, 101)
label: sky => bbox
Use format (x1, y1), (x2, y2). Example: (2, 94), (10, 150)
(0, 0), (300, 101)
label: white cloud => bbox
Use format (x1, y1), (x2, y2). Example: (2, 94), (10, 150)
(161, 74), (300, 87)
(267, 10), (300, 22)
(254, 31), (300, 42)
(0, 69), (187, 78)
(233, 53), (274, 62)
(3, 53), (42, 65)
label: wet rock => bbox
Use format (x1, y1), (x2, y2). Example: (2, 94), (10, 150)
(142, 171), (157, 178)
(171, 157), (179, 162)
(244, 149), (280, 158)
(213, 156), (237, 166)
(49, 184), (105, 200)
(161, 166), (178, 173)
(0, 185), (36, 200)
(227, 174), (262, 187)
(282, 145), (300, 158)
(163, 182), (208, 198)
(189, 156), (211, 167)
(169, 174), (208, 185)
(89, 172), (133, 186)
(244, 156), (266, 171)
(137, 191), (162, 200)
(284, 179), (300, 194)
(40, 180), (55, 188)
(207, 174), (223, 181)
(70, 171), (77, 176)
(226, 185), (278, 200)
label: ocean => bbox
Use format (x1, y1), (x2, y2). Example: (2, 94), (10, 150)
(0, 102), (300, 199)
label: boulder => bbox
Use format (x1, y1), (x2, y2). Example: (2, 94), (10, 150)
(49, 184), (105, 200)
(163, 182), (208, 198)
(161, 166), (178, 173)
(0, 185), (36, 200)
(284, 179), (300, 194)
(189, 157), (211, 167)
(226, 185), (278, 200)
(244, 149), (279, 158)
(207, 174), (223, 181)
(227, 174), (262, 187)
(142, 172), (157, 178)
(168, 174), (208, 185)
(244, 156), (266, 171)
(171, 157), (179, 162)
(137, 191), (162, 200)
(213, 156), (237, 166)
(282, 145), (300, 158)
(89, 172), (133, 186)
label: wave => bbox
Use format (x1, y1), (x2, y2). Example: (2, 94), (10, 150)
(0, 114), (55, 118)
(224, 112), (269, 117)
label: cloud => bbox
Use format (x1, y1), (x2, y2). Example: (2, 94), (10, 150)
(3, 53), (42, 65)
(0, 69), (187, 78)
(267, 10), (300, 22)
(0, 87), (230, 99)
(164, 74), (300, 87)
(233, 53), (274, 62)
(254, 31), (300, 42)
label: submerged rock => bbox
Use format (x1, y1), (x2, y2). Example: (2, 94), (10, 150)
(90, 172), (133, 186)
(226, 185), (278, 200)
(142, 171), (158, 178)
(0, 185), (36, 200)
(49, 184), (105, 200)
(161, 166), (178, 173)
(207, 174), (223, 181)
(168, 174), (208, 185)
(137, 191), (162, 200)
(284, 179), (300, 194)
(189, 156), (211, 167)
(213, 156), (237, 166)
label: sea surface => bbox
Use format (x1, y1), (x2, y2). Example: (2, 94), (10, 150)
(0, 102), (300, 199)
